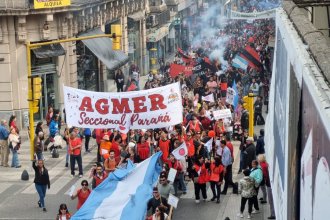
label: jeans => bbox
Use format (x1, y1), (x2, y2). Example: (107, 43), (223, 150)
(223, 164), (235, 193)
(194, 183), (207, 200)
(240, 197), (253, 214)
(35, 184), (47, 208)
(0, 140), (9, 166)
(210, 181), (221, 200)
(254, 112), (265, 125)
(267, 186), (276, 216)
(11, 148), (20, 167)
(252, 187), (260, 210)
(116, 83), (124, 92)
(239, 151), (244, 172)
(173, 173), (186, 195)
(85, 135), (90, 151)
(70, 154), (83, 175)
(260, 184), (267, 201)
(65, 145), (70, 165)
(36, 152), (44, 160)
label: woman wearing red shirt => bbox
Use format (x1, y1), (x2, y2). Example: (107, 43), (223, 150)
(137, 136), (150, 161)
(9, 115), (19, 133)
(158, 132), (170, 162)
(209, 157), (224, 203)
(192, 156), (210, 203)
(71, 180), (91, 210)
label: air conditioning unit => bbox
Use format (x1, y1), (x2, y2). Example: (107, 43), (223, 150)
(147, 15), (158, 27)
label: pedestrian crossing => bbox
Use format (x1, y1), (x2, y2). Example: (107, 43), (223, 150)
(0, 183), (12, 194)
(21, 146), (97, 195)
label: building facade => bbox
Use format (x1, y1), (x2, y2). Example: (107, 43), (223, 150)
(0, 0), (147, 128)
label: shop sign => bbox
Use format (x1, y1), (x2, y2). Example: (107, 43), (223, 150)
(34, 0), (71, 9)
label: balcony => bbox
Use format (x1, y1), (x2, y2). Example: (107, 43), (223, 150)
(149, 4), (167, 13)
(146, 9), (170, 28)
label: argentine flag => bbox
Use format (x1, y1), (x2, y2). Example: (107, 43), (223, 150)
(71, 152), (162, 220)
(232, 55), (248, 71)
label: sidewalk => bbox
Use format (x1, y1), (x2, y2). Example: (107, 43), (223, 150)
(0, 76), (149, 181)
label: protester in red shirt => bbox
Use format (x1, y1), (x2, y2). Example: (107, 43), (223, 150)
(71, 180), (91, 210)
(158, 131), (170, 162)
(111, 135), (122, 159)
(137, 136), (150, 161)
(167, 154), (184, 196)
(209, 157), (224, 203)
(92, 164), (108, 189)
(192, 156), (210, 203)
(69, 132), (83, 177)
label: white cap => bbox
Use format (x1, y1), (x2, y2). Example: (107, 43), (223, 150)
(128, 142), (136, 148)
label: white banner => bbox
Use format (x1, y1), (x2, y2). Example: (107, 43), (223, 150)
(213, 109), (232, 120)
(229, 8), (277, 20)
(63, 83), (183, 130)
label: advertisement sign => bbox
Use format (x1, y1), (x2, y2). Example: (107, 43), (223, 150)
(34, 0), (71, 9)
(63, 83), (183, 131)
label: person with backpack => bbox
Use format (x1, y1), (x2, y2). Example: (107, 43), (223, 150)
(71, 180), (91, 210)
(249, 160), (263, 214)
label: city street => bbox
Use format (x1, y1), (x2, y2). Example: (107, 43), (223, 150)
(0, 124), (271, 220)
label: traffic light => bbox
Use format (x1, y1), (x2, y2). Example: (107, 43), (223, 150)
(242, 94), (254, 137)
(32, 100), (39, 113)
(33, 77), (42, 100)
(242, 95), (253, 112)
(111, 24), (121, 50)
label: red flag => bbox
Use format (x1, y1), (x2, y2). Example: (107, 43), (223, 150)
(240, 45), (262, 70)
(177, 47), (192, 63)
(169, 63), (193, 78)
(127, 83), (137, 91)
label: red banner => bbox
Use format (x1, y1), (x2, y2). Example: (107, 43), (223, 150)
(169, 63), (193, 78)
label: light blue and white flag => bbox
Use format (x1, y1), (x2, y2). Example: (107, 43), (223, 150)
(71, 152), (162, 220)
(232, 55), (248, 70)
(232, 80), (239, 110)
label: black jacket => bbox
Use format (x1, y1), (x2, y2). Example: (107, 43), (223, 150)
(243, 143), (256, 169)
(256, 136), (265, 155)
(33, 162), (50, 188)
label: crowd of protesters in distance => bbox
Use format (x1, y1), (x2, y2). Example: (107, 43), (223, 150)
(0, 1), (277, 219)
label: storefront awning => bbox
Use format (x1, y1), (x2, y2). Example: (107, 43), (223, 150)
(128, 11), (145, 21)
(78, 28), (129, 71)
(32, 43), (66, 59)
(146, 23), (171, 43)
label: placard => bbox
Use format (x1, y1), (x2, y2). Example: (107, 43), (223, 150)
(168, 194), (179, 209)
(167, 168), (177, 183)
(213, 109), (232, 120)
